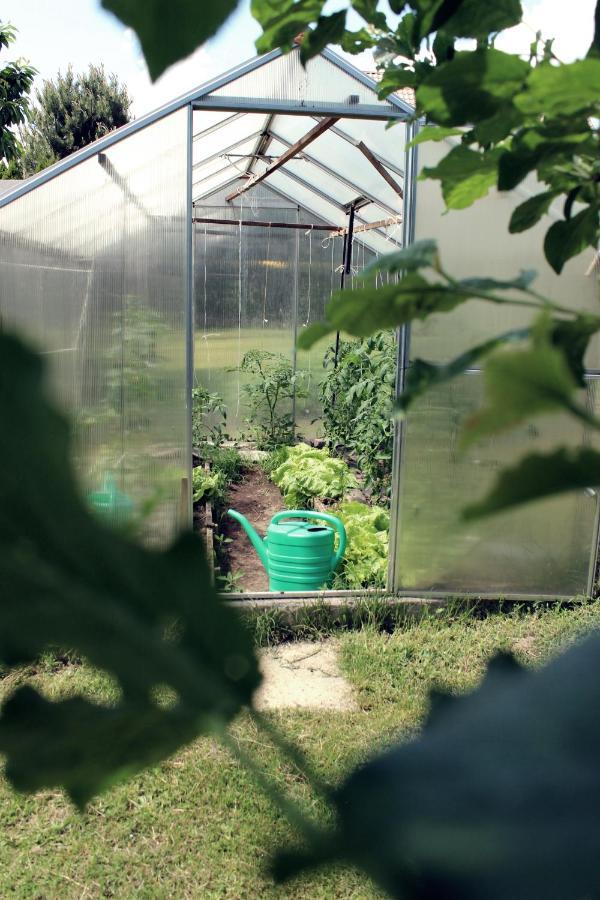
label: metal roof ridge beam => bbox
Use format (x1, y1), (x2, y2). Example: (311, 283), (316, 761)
(225, 116), (339, 202)
(269, 129), (399, 217)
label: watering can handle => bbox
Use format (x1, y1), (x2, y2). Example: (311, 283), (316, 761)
(270, 510), (347, 571)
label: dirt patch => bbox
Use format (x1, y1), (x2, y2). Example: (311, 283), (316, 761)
(220, 465), (284, 592)
(255, 640), (358, 710)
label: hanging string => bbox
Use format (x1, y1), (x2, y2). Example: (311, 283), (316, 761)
(203, 222), (211, 380)
(262, 223), (271, 328)
(302, 226), (312, 328)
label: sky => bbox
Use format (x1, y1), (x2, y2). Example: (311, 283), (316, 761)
(1, 0), (596, 118)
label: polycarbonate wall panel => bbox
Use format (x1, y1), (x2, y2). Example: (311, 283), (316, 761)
(0, 109), (189, 545)
(410, 139), (600, 366)
(394, 373), (599, 596)
(194, 202), (299, 438)
(202, 50), (397, 114)
(194, 179), (378, 441)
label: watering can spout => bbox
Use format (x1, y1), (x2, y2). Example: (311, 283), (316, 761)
(227, 509), (269, 572)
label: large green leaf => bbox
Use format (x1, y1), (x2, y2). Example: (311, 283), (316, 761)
(101, 0), (241, 81)
(463, 447), (600, 519)
(407, 125), (463, 146)
(252, 0), (326, 54)
(543, 205), (600, 274)
(275, 636), (600, 899)
(549, 316), (600, 387)
(515, 58), (600, 117)
(363, 239), (440, 276)
(420, 145), (502, 209)
(0, 334), (260, 807)
(396, 328), (530, 414)
(298, 10), (347, 63)
(461, 342), (582, 448)
(297, 276), (473, 348)
(509, 190), (557, 233)
(442, 0), (522, 37)
(416, 49), (529, 125)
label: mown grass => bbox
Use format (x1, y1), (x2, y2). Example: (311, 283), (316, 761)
(2, 600), (600, 898)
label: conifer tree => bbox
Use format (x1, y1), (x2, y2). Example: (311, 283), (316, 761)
(21, 64), (131, 176)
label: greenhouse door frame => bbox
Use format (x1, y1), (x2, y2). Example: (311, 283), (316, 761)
(186, 65), (413, 599)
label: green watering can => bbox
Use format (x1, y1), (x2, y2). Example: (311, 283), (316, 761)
(227, 509), (347, 592)
(87, 474), (133, 524)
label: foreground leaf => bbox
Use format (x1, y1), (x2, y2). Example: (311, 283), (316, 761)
(101, 0), (241, 81)
(514, 58), (600, 117)
(461, 342), (582, 448)
(421, 145), (502, 209)
(416, 49), (529, 126)
(275, 636), (600, 899)
(543, 205), (600, 274)
(509, 191), (557, 233)
(297, 277), (472, 348)
(253, 0), (326, 55)
(463, 447), (600, 519)
(0, 334), (260, 807)
(396, 328), (530, 414)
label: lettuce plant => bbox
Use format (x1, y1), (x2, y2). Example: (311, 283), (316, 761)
(334, 501), (389, 588)
(270, 443), (356, 509)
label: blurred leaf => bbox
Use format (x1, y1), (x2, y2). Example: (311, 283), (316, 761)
(299, 10), (347, 63)
(377, 66), (416, 98)
(442, 0), (522, 37)
(350, 0), (388, 29)
(515, 58), (600, 117)
(416, 49), (529, 125)
(363, 239), (439, 276)
(421, 144), (502, 209)
(0, 334), (260, 807)
(549, 316), (600, 387)
(461, 341), (582, 448)
(509, 191), (557, 233)
(298, 276), (472, 348)
(407, 125), (462, 146)
(396, 328), (530, 414)
(544, 205), (600, 274)
(457, 270), (536, 291)
(101, 0), (241, 81)
(275, 635), (600, 900)
(463, 447), (600, 519)
(588, 0), (600, 57)
(253, 0), (326, 54)
(471, 106), (523, 144)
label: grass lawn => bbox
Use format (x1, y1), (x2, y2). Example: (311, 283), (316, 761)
(2, 601), (600, 897)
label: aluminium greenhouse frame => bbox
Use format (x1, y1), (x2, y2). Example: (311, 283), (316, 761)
(1, 45), (598, 602)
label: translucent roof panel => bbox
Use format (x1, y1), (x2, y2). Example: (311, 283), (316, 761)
(196, 48), (403, 119)
(193, 137), (264, 188)
(270, 116), (403, 213)
(192, 112), (267, 168)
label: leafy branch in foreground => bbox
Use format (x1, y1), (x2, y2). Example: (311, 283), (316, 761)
(0, 333), (260, 807)
(250, 0), (600, 274)
(300, 239), (600, 518)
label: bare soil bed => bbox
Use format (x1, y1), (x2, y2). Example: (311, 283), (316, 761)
(219, 464), (284, 592)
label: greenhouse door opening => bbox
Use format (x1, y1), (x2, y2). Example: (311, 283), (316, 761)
(190, 110), (404, 596)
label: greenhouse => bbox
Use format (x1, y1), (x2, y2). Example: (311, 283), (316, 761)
(0, 44), (598, 600)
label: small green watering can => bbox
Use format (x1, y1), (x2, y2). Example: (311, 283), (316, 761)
(227, 509), (347, 592)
